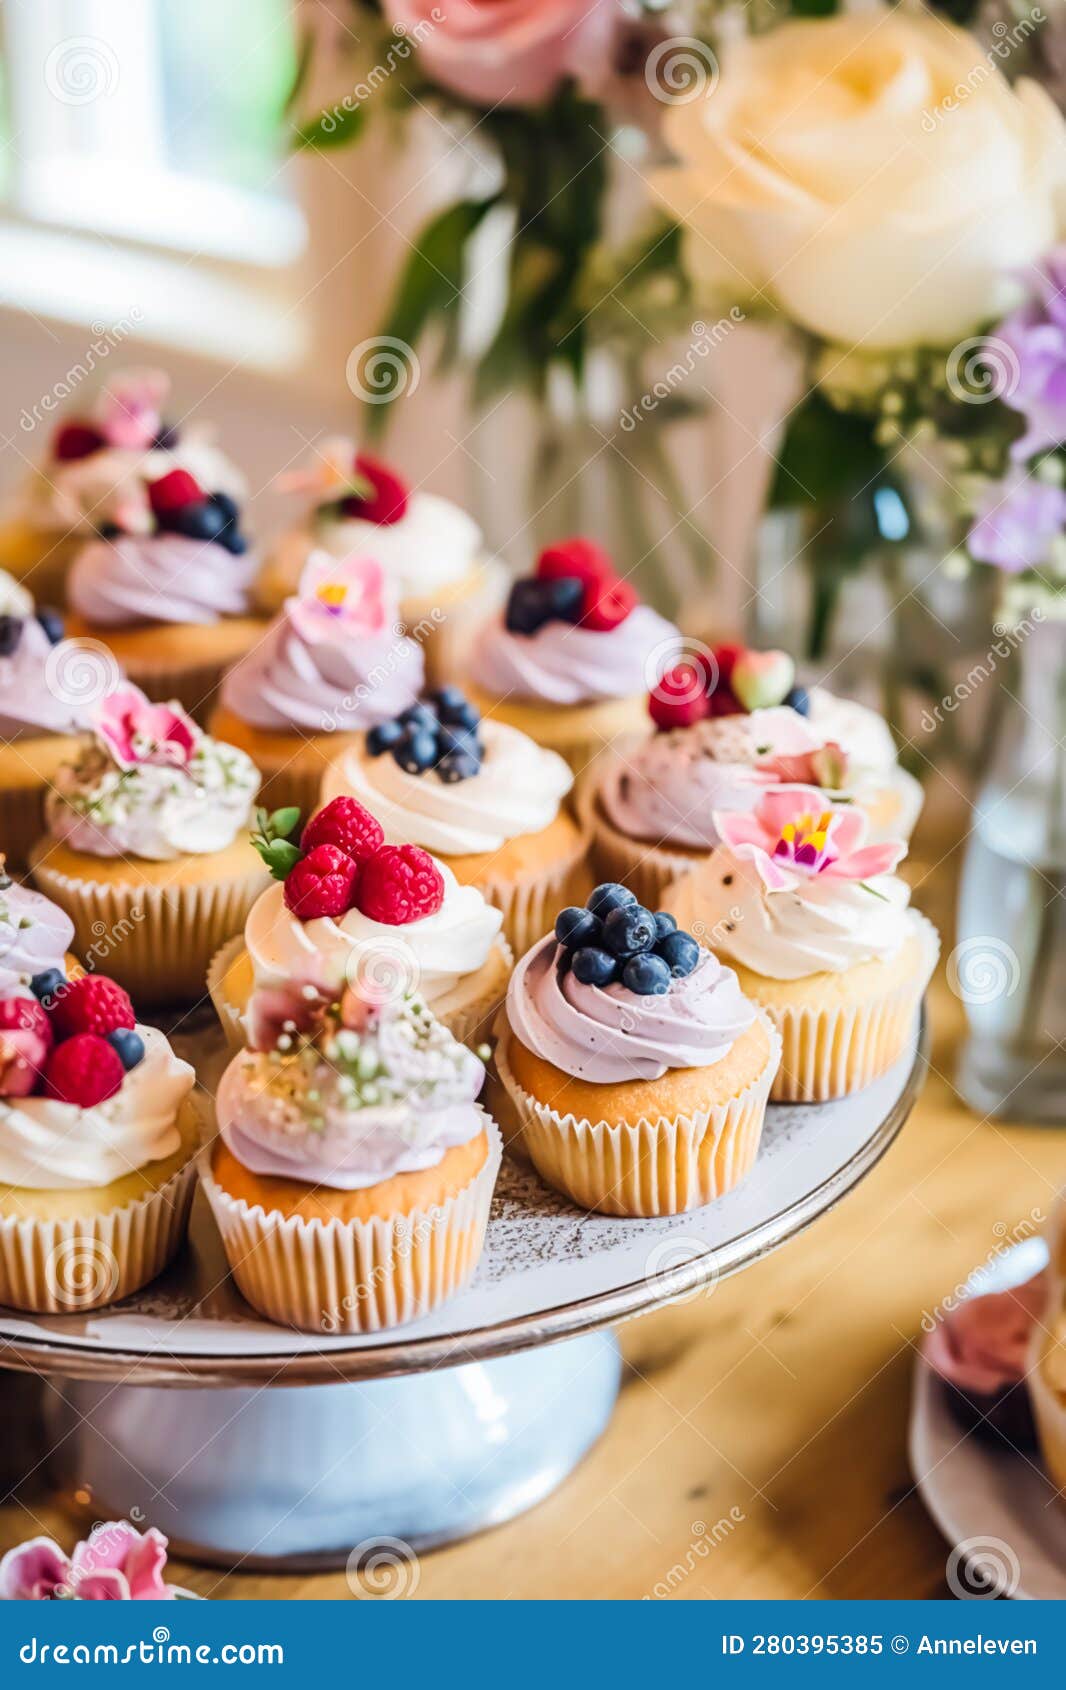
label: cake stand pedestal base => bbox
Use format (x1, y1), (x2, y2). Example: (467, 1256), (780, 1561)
(48, 1331), (622, 1571)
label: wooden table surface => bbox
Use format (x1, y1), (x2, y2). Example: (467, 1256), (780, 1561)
(1, 841), (1061, 1600)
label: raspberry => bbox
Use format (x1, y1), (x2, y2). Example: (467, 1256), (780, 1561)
(0, 998), (53, 1097)
(283, 844), (361, 920)
(53, 422), (104, 462)
(648, 666), (711, 731)
(301, 798), (384, 864)
(356, 844), (444, 926)
(44, 1033), (125, 1107)
(341, 453), (409, 525)
(148, 469), (204, 516)
(536, 537), (615, 593)
(49, 975), (135, 1041)
(708, 685), (741, 718)
(710, 644), (744, 688)
(581, 576), (638, 631)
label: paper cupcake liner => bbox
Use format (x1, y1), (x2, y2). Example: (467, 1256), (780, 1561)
(494, 1013), (780, 1217)
(0, 782), (49, 873)
(30, 855), (268, 1007)
(475, 835), (593, 958)
(1029, 1199), (1066, 1497)
(751, 913), (940, 1104)
(198, 1111), (502, 1334)
(0, 1156), (197, 1314)
(580, 788), (701, 910)
(207, 934), (514, 1056)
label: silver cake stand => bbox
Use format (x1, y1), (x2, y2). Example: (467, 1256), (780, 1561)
(0, 1018), (927, 1571)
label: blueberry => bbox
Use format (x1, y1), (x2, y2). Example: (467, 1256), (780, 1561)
(367, 720), (404, 756)
(437, 750), (480, 783)
(656, 930), (700, 978)
(587, 883), (637, 920)
(545, 576), (584, 621)
(622, 952), (672, 996)
(505, 579), (554, 636)
(107, 1028), (145, 1071)
(218, 529), (249, 555)
(0, 616), (23, 658)
(602, 903), (658, 958)
(210, 491), (240, 525)
(167, 501), (229, 542)
(440, 699), (480, 731)
(431, 686), (469, 718)
(398, 702), (438, 732)
(98, 522), (121, 539)
(35, 608), (64, 646)
(153, 424), (181, 451)
(554, 906), (601, 949)
(30, 967), (66, 1005)
(393, 729), (438, 774)
(571, 946), (619, 987)
(437, 723), (482, 758)
(654, 911), (678, 940)
(784, 685), (810, 717)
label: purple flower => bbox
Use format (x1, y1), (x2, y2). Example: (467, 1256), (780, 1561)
(968, 472), (1066, 574)
(998, 248), (1066, 460)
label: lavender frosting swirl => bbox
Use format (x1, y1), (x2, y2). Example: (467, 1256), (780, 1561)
(471, 605), (680, 705)
(507, 935), (757, 1084)
(0, 618), (92, 737)
(68, 535), (258, 626)
(220, 609), (424, 733)
(0, 883), (74, 992)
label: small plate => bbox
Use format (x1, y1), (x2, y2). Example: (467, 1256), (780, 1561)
(910, 1237), (1066, 1600)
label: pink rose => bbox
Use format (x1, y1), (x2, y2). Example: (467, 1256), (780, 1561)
(0, 1522), (175, 1601)
(382, 0), (620, 108)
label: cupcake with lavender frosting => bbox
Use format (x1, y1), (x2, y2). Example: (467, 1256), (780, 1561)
(30, 685), (267, 1005)
(466, 538), (681, 777)
(0, 874), (77, 990)
(495, 882), (780, 1215)
(210, 552), (424, 813)
(200, 988), (502, 1332)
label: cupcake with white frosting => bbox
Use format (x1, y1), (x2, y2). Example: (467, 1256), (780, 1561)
(207, 795), (512, 1054)
(210, 551), (424, 813)
(0, 873), (77, 992)
(255, 441), (505, 684)
(200, 988), (501, 1332)
(663, 785), (938, 1101)
(30, 685), (266, 1004)
(466, 537), (681, 777)
(495, 882), (779, 1215)
(0, 969), (201, 1312)
(321, 685), (589, 953)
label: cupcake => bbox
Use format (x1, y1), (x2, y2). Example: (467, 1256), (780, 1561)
(207, 795), (511, 1053)
(495, 883), (780, 1216)
(0, 871), (78, 990)
(200, 986), (501, 1333)
(0, 970), (201, 1313)
(663, 785), (939, 1102)
(1, 368), (248, 610)
(210, 552), (424, 813)
(29, 686), (266, 1005)
(466, 538), (681, 778)
(320, 685), (589, 954)
(0, 589), (110, 868)
(923, 1270), (1047, 1450)
(255, 441), (505, 684)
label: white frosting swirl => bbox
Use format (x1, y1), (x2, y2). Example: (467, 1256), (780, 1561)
(245, 862), (503, 1003)
(0, 883), (74, 992)
(664, 849), (912, 980)
(806, 687), (899, 773)
(321, 719), (573, 855)
(0, 1025), (195, 1189)
(17, 433), (246, 537)
(314, 490), (482, 595)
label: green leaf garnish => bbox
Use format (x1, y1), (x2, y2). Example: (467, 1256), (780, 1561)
(251, 806), (303, 881)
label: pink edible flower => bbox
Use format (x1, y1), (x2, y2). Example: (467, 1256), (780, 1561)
(95, 686), (198, 771)
(276, 437), (359, 501)
(289, 552), (390, 644)
(0, 1537), (73, 1600)
(713, 785), (905, 891)
(96, 369), (169, 452)
(0, 1522), (174, 1600)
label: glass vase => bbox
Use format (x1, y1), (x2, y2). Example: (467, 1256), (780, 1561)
(955, 606), (1066, 1122)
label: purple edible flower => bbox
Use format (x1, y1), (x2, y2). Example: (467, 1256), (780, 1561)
(997, 247), (1066, 460)
(967, 471), (1066, 575)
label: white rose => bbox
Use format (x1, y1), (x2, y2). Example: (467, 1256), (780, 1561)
(649, 11), (1066, 349)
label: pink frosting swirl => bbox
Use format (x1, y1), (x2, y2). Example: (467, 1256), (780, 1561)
(220, 608), (424, 732)
(471, 605), (680, 705)
(0, 618), (94, 737)
(0, 882), (74, 991)
(68, 535), (258, 626)
(507, 934), (756, 1084)
(923, 1272), (1048, 1397)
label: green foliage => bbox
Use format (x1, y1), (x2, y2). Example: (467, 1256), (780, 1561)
(769, 390), (887, 509)
(251, 807), (303, 881)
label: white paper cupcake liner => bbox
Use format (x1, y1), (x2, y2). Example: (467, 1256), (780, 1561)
(198, 1111), (502, 1334)
(494, 1013), (780, 1217)
(475, 835), (593, 958)
(0, 1156), (197, 1314)
(751, 913), (940, 1104)
(1029, 1198), (1066, 1496)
